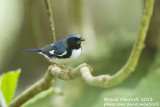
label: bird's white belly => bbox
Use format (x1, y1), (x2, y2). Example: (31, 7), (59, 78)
(70, 48), (82, 59)
(49, 48), (82, 64)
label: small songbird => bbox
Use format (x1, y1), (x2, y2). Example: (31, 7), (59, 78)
(25, 34), (85, 64)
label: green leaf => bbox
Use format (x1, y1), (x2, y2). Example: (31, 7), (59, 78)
(22, 87), (54, 107)
(0, 69), (21, 104)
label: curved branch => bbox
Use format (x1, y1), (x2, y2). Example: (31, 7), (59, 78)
(109, 0), (154, 87)
(46, 0), (155, 88)
(80, 0), (155, 88)
(8, 70), (54, 107)
(8, 0), (154, 106)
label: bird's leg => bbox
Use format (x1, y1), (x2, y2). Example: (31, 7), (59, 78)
(49, 63), (57, 70)
(59, 64), (67, 69)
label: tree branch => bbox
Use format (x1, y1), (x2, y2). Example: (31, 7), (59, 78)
(106, 0), (155, 87)
(8, 70), (54, 107)
(81, 0), (155, 88)
(44, 0), (56, 42)
(8, 0), (154, 106)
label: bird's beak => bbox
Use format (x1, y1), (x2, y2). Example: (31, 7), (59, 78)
(80, 38), (85, 41)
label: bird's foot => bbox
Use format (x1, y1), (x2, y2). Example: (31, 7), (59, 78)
(59, 64), (72, 71)
(49, 64), (57, 71)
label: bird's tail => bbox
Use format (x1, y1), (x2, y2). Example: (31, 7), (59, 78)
(24, 48), (41, 53)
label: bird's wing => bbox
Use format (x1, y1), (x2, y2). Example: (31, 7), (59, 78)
(41, 39), (68, 57)
(51, 45), (67, 56)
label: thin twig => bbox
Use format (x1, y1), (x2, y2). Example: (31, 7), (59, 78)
(44, 0), (56, 42)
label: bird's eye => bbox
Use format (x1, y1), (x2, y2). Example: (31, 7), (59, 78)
(72, 38), (76, 41)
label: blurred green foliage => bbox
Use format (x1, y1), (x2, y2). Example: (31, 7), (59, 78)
(0, 69), (21, 104)
(0, 0), (160, 107)
(22, 87), (54, 107)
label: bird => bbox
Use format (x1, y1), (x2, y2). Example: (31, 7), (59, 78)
(25, 34), (85, 65)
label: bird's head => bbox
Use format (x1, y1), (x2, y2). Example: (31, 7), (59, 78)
(66, 34), (85, 49)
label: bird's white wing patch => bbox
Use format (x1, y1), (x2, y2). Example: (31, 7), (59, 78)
(49, 50), (67, 56)
(58, 51), (67, 56)
(49, 50), (55, 54)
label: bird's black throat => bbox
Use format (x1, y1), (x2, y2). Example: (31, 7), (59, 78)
(68, 43), (81, 50)
(67, 37), (82, 50)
